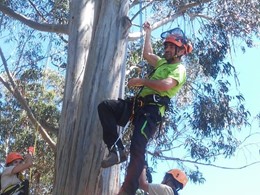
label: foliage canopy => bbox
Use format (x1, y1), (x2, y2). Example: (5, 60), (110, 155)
(0, 0), (259, 193)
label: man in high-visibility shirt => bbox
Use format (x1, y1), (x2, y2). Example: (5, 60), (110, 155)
(98, 21), (192, 195)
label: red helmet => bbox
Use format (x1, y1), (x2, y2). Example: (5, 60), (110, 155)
(167, 169), (188, 189)
(6, 152), (24, 165)
(161, 28), (193, 54)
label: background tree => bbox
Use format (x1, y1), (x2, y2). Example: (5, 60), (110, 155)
(0, 0), (259, 195)
(0, 66), (63, 193)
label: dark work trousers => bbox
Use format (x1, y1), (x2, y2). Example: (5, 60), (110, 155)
(98, 99), (133, 150)
(98, 99), (162, 195)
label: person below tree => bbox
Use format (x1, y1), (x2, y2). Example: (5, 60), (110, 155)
(1, 152), (33, 195)
(98, 21), (192, 195)
(138, 167), (188, 195)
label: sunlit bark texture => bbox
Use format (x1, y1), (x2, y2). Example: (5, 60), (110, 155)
(53, 1), (130, 194)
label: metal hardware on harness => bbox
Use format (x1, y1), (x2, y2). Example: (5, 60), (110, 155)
(152, 94), (160, 103)
(114, 145), (121, 163)
(137, 94), (170, 107)
(110, 119), (132, 150)
(136, 99), (144, 107)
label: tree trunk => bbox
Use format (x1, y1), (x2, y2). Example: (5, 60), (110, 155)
(102, 166), (120, 195)
(53, 0), (130, 195)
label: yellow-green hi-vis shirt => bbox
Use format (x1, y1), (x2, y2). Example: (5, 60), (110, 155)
(140, 58), (187, 116)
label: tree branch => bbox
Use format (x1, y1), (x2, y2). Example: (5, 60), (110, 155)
(0, 4), (68, 34)
(128, 0), (212, 41)
(0, 47), (56, 151)
(147, 150), (260, 170)
(130, 1), (153, 22)
(27, 0), (48, 22)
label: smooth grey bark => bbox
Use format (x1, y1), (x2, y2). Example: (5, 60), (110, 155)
(53, 0), (130, 195)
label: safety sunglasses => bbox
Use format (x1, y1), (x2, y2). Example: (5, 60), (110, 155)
(160, 28), (188, 43)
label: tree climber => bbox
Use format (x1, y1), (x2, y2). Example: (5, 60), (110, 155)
(98, 21), (192, 195)
(139, 167), (188, 195)
(1, 152), (33, 195)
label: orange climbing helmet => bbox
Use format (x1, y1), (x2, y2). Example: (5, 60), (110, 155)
(167, 169), (188, 189)
(161, 28), (193, 54)
(6, 152), (24, 165)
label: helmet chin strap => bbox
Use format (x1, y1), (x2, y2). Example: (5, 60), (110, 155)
(175, 45), (178, 56)
(173, 46), (182, 59)
(174, 45), (184, 59)
(174, 55), (182, 59)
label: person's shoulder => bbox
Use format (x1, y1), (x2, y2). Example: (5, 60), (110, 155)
(148, 183), (173, 195)
(2, 166), (15, 175)
(156, 58), (166, 67)
(177, 63), (186, 70)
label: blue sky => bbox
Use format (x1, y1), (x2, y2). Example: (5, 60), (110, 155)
(129, 9), (260, 192)
(151, 46), (260, 195)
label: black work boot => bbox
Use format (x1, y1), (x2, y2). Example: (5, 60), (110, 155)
(101, 146), (127, 168)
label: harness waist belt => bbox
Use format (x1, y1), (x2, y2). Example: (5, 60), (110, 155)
(2, 183), (22, 194)
(138, 94), (170, 107)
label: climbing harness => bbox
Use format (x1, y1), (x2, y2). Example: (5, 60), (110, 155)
(109, 120), (132, 164)
(109, 99), (135, 152)
(110, 60), (172, 151)
(1, 179), (29, 195)
(109, 95), (169, 155)
(136, 94), (170, 108)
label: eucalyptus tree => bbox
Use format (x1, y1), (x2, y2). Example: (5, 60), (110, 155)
(0, 0), (259, 195)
